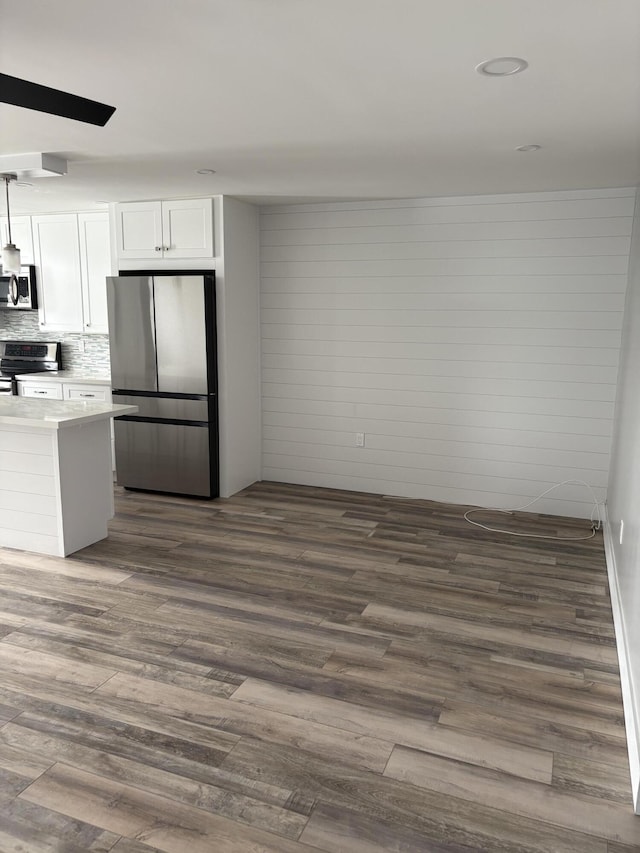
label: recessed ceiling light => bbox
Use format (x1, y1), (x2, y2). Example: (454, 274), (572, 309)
(516, 144), (542, 152)
(476, 57), (528, 76)
(196, 168), (216, 175)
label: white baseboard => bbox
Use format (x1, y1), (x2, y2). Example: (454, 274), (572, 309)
(602, 502), (640, 813)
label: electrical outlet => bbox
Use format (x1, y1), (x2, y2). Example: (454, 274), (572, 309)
(620, 519), (625, 545)
(355, 432), (365, 447)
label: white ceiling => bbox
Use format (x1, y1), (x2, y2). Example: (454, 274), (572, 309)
(2, 0), (640, 213)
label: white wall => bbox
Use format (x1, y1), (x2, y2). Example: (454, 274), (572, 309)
(605, 191), (640, 812)
(260, 188), (635, 517)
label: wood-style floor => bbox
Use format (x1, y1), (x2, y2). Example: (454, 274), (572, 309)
(0, 481), (636, 852)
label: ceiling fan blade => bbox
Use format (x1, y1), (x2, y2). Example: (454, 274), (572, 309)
(0, 73), (115, 126)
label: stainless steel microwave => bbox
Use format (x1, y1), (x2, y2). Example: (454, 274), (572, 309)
(0, 266), (38, 310)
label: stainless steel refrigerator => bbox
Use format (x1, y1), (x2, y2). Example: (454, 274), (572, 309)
(106, 272), (218, 498)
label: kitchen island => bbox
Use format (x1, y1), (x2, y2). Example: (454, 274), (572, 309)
(0, 397), (137, 557)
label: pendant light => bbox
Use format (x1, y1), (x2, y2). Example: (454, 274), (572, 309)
(2, 175), (21, 274)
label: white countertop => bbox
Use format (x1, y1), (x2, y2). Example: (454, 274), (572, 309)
(0, 397), (137, 429)
(15, 371), (112, 386)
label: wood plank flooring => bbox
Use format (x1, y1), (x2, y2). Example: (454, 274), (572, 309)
(0, 481), (637, 852)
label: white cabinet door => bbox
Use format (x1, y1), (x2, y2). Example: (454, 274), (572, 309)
(115, 202), (163, 260)
(78, 212), (111, 334)
(32, 215), (84, 332)
(0, 216), (34, 266)
(162, 198), (213, 258)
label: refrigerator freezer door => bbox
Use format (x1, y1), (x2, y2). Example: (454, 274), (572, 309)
(154, 276), (208, 395)
(107, 277), (157, 391)
(114, 419), (212, 496)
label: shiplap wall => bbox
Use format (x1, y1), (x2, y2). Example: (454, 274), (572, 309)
(260, 188), (635, 518)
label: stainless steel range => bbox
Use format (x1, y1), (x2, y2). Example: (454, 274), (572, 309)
(0, 341), (61, 395)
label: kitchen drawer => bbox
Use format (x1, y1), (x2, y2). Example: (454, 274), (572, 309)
(18, 383), (64, 400)
(63, 384), (111, 402)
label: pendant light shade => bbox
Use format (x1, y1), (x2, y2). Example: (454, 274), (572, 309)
(2, 175), (21, 274)
(2, 243), (21, 274)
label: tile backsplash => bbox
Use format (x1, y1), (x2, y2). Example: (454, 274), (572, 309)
(0, 312), (111, 374)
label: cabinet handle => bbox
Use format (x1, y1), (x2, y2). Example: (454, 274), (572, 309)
(164, 245), (170, 251)
(155, 246), (162, 252)
(79, 393), (95, 398)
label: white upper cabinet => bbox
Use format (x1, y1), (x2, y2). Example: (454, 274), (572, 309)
(0, 216), (35, 266)
(32, 214), (84, 332)
(78, 212), (111, 333)
(32, 211), (112, 333)
(114, 201), (163, 260)
(162, 199), (214, 258)
(114, 198), (214, 261)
